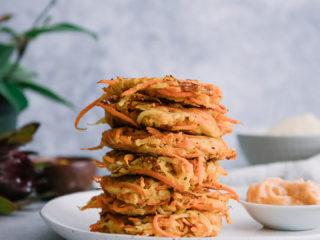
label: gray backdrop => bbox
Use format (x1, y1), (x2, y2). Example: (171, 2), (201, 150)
(2, 0), (320, 169)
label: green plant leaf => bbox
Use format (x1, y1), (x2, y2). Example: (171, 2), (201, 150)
(10, 64), (34, 81)
(6, 122), (40, 144)
(24, 23), (97, 40)
(0, 62), (33, 81)
(0, 81), (28, 112)
(0, 122), (40, 145)
(0, 196), (17, 214)
(0, 61), (12, 78)
(0, 27), (18, 38)
(0, 44), (15, 66)
(4, 63), (72, 108)
(15, 79), (73, 107)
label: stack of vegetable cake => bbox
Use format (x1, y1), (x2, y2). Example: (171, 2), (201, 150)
(76, 75), (239, 237)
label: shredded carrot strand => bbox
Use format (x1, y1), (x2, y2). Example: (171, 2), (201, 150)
(146, 127), (162, 135)
(103, 155), (115, 163)
(75, 98), (101, 130)
(155, 88), (196, 98)
(116, 182), (147, 197)
(218, 123), (233, 133)
(153, 215), (179, 238)
(189, 97), (209, 106)
(115, 127), (124, 142)
(140, 177), (145, 188)
(81, 144), (103, 151)
(93, 176), (102, 184)
(216, 104), (228, 113)
(210, 182), (239, 202)
(171, 125), (198, 131)
(182, 218), (192, 226)
(180, 153), (203, 158)
(216, 114), (239, 124)
(147, 198), (170, 207)
(112, 201), (131, 213)
(178, 219), (184, 231)
(210, 230), (218, 237)
(128, 217), (140, 223)
(94, 160), (106, 168)
(155, 184), (169, 190)
(131, 170), (184, 192)
(97, 79), (118, 84)
(121, 78), (162, 97)
(90, 223), (100, 231)
(170, 154), (193, 174)
(221, 167), (228, 176)
(96, 102), (140, 127)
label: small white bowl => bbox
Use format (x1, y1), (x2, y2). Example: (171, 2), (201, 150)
(241, 200), (320, 231)
(237, 129), (320, 165)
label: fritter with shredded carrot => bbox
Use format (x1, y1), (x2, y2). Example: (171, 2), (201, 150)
(100, 176), (171, 206)
(99, 75), (224, 110)
(98, 127), (236, 160)
(82, 189), (231, 219)
(88, 210), (224, 237)
(90, 175), (238, 212)
(98, 151), (227, 191)
(99, 95), (238, 138)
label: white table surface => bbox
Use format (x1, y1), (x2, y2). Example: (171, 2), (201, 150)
(0, 201), (63, 240)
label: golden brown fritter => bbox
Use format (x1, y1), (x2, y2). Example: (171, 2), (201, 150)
(100, 151), (227, 192)
(100, 95), (238, 138)
(100, 176), (171, 206)
(89, 210), (224, 237)
(82, 192), (166, 216)
(100, 75), (225, 110)
(101, 127), (236, 160)
(82, 190), (231, 218)
(102, 151), (192, 191)
(86, 175), (236, 219)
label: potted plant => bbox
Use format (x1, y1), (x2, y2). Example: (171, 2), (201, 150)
(0, 0), (97, 132)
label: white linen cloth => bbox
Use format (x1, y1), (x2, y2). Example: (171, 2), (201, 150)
(221, 153), (320, 187)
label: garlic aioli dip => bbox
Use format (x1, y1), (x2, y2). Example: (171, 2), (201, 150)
(247, 178), (320, 205)
(267, 113), (320, 136)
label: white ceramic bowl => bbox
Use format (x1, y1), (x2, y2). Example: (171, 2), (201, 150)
(237, 129), (320, 165)
(241, 200), (320, 231)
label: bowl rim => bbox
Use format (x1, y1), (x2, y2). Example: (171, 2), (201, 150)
(237, 132), (320, 139)
(240, 199), (320, 209)
(236, 127), (320, 138)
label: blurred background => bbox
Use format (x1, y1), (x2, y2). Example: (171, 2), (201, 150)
(2, 0), (320, 169)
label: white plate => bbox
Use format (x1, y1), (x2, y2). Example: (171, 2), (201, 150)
(41, 190), (320, 240)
